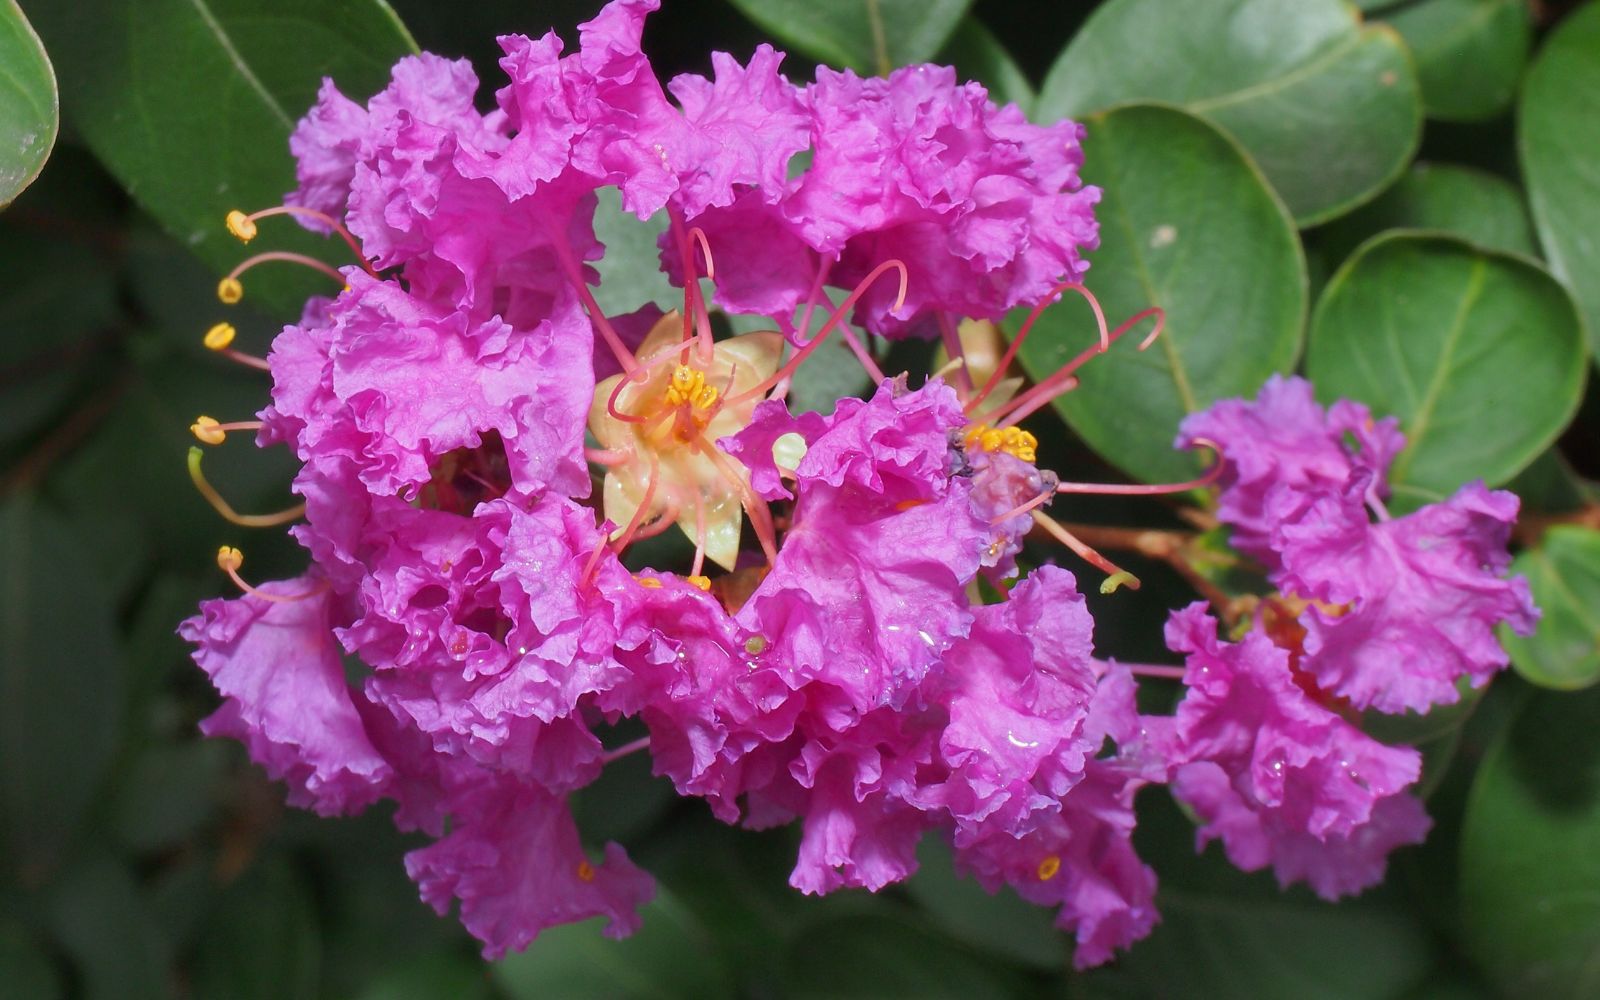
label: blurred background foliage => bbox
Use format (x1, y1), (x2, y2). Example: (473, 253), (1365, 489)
(2, 0), (1599, 996)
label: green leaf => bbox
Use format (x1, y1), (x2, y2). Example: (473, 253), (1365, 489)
(722, 0), (973, 75)
(937, 17), (1035, 112)
(109, 741), (227, 854)
(1461, 683), (1600, 998)
(0, 1), (56, 207)
(0, 497), (124, 883)
(27, 0), (417, 316)
(1038, 0), (1421, 226)
(905, 837), (1066, 971)
(1506, 448), (1590, 514)
(45, 857), (169, 1000)
(1016, 104), (1305, 485)
(0, 918), (63, 1000)
(1306, 233), (1587, 507)
(493, 890), (735, 1000)
(351, 950), (496, 1000)
(1502, 526), (1600, 691)
(780, 912), (1029, 998)
(191, 856), (321, 1000)
(1315, 162), (1537, 264)
(1385, 0), (1529, 122)
(591, 188), (676, 319)
(1520, 0), (1600, 365)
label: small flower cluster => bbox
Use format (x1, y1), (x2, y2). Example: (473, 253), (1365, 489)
(181, 0), (1535, 969)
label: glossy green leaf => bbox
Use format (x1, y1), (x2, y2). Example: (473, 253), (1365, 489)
(905, 837), (1066, 971)
(352, 951), (496, 1000)
(0, 918), (63, 1000)
(1521, 1), (1600, 364)
(1017, 104), (1304, 484)
(0, 497), (123, 882)
(723, 0), (973, 75)
(0, 1), (56, 207)
(191, 856), (321, 1000)
(1502, 526), (1600, 691)
(109, 742), (227, 854)
(494, 891), (734, 1000)
(1461, 684), (1600, 998)
(1038, 0), (1421, 225)
(27, 0), (417, 316)
(937, 17), (1034, 112)
(1385, 0), (1529, 122)
(1315, 162), (1536, 264)
(1307, 233), (1586, 507)
(1506, 448), (1590, 514)
(591, 187), (675, 319)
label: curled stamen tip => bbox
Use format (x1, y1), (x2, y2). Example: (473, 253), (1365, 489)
(191, 415), (225, 445)
(217, 277), (243, 304)
(216, 545), (243, 572)
(1100, 570), (1140, 594)
(204, 322), (237, 351)
(225, 209), (257, 243)
(890, 260), (909, 311)
(687, 575), (712, 592)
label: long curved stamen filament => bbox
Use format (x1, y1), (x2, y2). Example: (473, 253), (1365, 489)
(190, 415), (264, 445)
(987, 307), (1165, 429)
(586, 446), (635, 467)
(601, 735), (652, 764)
(697, 441), (779, 565)
(548, 227), (639, 377)
(689, 227), (715, 281)
(221, 252), (348, 303)
(1031, 509), (1140, 593)
(726, 259), (908, 408)
(791, 285), (884, 390)
(796, 257), (834, 343)
(937, 312), (974, 394)
(202, 322), (271, 371)
(215, 546), (328, 603)
(226, 207), (378, 277)
(966, 282), (1107, 415)
(991, 483), (1057, 524)
(667, 211), (717, 362)
(187, 447), (306, 528)
(610, 454), (662, 553)
(628, 501), (681, 543)
(690, 490), (708, 578)
(1125, 663), (1186, 680)
(1055, 440), (1224, 496)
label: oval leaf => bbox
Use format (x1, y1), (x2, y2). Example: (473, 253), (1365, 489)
(1307, 233), (1586, 506)
(1461, 684), (1600, 997)
(27, 0), (417, 316)
(937, 17), (1035, 112)
(1316, 162), (1537, 264)
(1038, 0), (1421, 226)
(0, 0), (56, 207)
(1017, 104), (1305, 485)
(723, 0), (973, 75)
(1521, 1), (1600, 363)
(1386, 0), (1530, 122)
(905, 838), (1066, 971)
(1502, 526), (1600, 691)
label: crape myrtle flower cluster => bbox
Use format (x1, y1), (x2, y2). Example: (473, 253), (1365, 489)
(180, 0), (1536, 968)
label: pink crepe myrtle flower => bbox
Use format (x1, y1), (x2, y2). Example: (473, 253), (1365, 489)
(1162, 604), (1430, 898)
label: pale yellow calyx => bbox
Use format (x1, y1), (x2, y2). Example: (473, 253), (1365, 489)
(589, 312), (783, 572)
(964, 423), (1038, 463)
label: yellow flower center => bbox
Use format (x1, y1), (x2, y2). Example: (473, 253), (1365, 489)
(963, 423), (1038, 463)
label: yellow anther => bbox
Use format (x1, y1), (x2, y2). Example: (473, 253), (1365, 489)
(635, 575), (663, 589)
(1037, 855), (1061, 881)
(687, 575), (712, 591)
(691, 382), (719, 409)
(744, 635), (768, 656)
(894, 499), (926, 512)
(204, 322), (237, 351)
(1100, 570), (1139, 595)
(218, 277), (244, 304)
(216, 545), (244, 572)
(963, 424), (1038, 463)
(225, 209), (257, 243)
(663, 365), (718, 411)
(576, 860), (596, 882)
(191, 416), (226, 445)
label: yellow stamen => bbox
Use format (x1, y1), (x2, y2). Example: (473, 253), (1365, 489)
(204, 322), (237, 351)
(1037, 855), (1061, 881)
(687, 575), (712, 592)
(664, 364), (720, 411)
(225, 209), (257, 243)
(218, 277), (243, 304)
(576, 860), (596, 882)
(191, 416), (226, 445)
(963, 424), (1037, 463)
(216, 545), (243, 572)
(894, 499), (925, 512)
(635, 575), (663, 589)
(1100, 570), (1139, 595)
(744, 635), (768, 656)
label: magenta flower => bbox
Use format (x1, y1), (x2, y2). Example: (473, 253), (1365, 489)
(1162, 604), (1430, 898)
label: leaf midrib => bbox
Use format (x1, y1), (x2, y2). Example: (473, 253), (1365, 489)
(1187, 32), (1365, 114)
(184, 0), (290, 129)
(1391, 255), (1486, 485)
